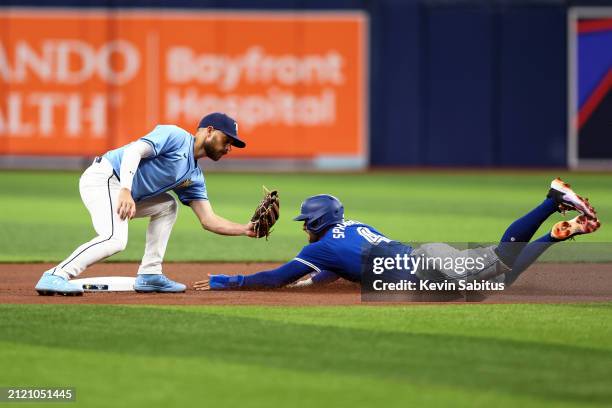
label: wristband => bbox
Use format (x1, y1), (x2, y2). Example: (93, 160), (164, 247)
(209, 275), (244, 290)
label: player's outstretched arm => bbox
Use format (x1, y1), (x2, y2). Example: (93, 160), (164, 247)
(194, 260), (314, 290)
(189, 200), (256, 237)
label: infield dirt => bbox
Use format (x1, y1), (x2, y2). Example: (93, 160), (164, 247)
(1, 263), (611, 305)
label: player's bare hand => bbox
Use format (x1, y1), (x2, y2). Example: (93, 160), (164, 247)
(245, 222), (257, 238)
(194, 275), (211, 291)
(117, 188), (136, 220)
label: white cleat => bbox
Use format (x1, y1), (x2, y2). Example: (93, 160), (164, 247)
(547, 178), (597, 219)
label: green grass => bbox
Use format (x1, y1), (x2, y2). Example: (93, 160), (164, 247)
(2, 171), (611, 407)
(1, 303), (611, 407)
(0, 170), (611, 262)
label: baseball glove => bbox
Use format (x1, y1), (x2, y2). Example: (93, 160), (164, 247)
(250, 186), (280, 239)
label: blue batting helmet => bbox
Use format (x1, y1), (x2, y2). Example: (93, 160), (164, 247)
(293, 194), (344, 234)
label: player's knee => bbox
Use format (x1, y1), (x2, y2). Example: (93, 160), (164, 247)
(106, 236), (128, 254)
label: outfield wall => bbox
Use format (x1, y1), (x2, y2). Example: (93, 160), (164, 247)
(0, 0), (609, 169)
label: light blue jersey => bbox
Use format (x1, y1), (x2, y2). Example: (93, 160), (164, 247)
(104, 125), (207, 204)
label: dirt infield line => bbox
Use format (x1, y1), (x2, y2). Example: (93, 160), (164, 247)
(1, 262), (611, 305)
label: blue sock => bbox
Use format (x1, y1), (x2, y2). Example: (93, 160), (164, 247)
(502, 233), (559, 286)
(495, 198), (558, 267)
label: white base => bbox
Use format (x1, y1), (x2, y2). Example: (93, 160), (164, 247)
(70, 276), (136, 292)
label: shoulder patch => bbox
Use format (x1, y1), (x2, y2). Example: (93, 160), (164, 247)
(176, 179), (193, 189)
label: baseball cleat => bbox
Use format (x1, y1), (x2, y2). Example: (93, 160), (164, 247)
(134, 274), (186, 293)
(551, 215), (601, 240)
(35, 272), (84, 296)
(547, 178), (597, 218)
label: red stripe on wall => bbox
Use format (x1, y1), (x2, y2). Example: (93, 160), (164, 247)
(578, 68), (612, 130)
(578, 19), (612, 34)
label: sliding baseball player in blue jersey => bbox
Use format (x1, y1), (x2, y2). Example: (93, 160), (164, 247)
(195, 179), (600, 291)
(36, 112), (256, 296)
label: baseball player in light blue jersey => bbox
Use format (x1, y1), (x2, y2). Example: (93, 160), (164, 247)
(36, 113), (256, 296)
(194, 179), (600, 292)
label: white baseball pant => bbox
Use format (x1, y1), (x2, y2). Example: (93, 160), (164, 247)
(50, 157), (178, 279)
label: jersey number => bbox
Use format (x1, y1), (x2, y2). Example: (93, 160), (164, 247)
(357, 227), (390, 245)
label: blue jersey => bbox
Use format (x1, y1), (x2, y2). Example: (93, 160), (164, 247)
(294, 220), (413, 282)
(104, 125), (207, 204)
(236, 219), (414, 288)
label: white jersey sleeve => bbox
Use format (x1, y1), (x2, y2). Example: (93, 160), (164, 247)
(119, 140), (154, 191)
